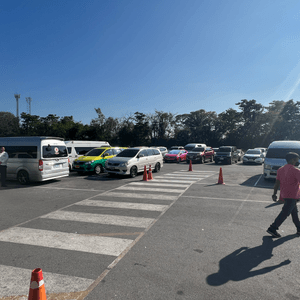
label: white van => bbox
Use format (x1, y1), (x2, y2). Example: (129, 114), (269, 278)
(105, 147), (163, 178)
(0, 136), (69, 184)
(264, 140), (300, 180)
(65, 140), (110, 170)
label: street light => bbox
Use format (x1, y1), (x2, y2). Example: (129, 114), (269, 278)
(14, 94), (20, 120)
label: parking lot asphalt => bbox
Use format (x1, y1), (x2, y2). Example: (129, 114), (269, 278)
(1, 161), (300, 300)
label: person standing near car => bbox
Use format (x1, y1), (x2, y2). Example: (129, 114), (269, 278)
(267, 152), (300, 238)
(0, 147), (8, 187)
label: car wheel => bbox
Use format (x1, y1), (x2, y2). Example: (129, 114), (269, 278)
(17, 170), (30, 185)
(228, 159), (232, 165)
(200, 156), (205, 164)
(154, 162), (161, 173)
(177, 158), (181, 163)
(94, 164), (104, 175)
(210, 155), (214, 162)
(130, 166), (138, 178)
(215, 161), (218, 164)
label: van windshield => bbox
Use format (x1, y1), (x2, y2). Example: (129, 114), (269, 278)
(190, 147), (205, 152)
(218, 147), (232, 152)
(85, 149), (105, 156)
(117, 149), (139, 157)
(42, 145), (68, 158)
(266, 148), (300, 159)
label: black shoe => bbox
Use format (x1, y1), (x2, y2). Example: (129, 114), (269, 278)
(267, 227), (281, 238)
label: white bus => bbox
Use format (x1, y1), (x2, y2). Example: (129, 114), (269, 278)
(0, 136), (69, 184)
(64, 140), (110, 170)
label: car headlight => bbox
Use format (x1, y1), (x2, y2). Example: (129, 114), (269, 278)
(120, 162), (128, 167)
(264, 164), (271, 170)
(85, 160), (94, 165)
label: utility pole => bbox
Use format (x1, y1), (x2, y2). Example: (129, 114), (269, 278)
(14, 94), (20, 121)
(26, 97), (32, 114)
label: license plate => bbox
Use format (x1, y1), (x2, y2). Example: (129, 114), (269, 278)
(75, 165), (80, 168)
(54, 164), (60, 169)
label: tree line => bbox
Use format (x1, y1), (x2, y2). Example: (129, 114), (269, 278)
(1, 99), (300, 150)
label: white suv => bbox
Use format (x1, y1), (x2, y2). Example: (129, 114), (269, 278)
(105, 147), (163, 178)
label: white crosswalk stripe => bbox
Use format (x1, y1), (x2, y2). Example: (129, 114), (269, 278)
(0, 169), (216, 297)
(0, 227), (133, 256)
(77, 200), (168, 211)
(115, 186), (186, 193)
(41, 210), (155, 228)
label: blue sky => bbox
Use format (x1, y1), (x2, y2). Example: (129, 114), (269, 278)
(1, 0), (300, 124)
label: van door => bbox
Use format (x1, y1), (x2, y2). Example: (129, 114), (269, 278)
(137, 149), (149, 172)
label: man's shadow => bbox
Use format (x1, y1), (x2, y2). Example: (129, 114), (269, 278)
(206, 235), (296, 286)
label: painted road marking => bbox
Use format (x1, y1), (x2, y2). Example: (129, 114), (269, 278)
(0, 227), (133, 256)
(41, 211), (155, 228)
(128, 182), (190, 187)
(115, 186), (186, 193)
(76, 200), (168, 211)
(155, 176), (200, 180)
(103, 192), (178, 200)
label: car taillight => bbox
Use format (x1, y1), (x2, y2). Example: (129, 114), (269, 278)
(39, 160), (43, 171)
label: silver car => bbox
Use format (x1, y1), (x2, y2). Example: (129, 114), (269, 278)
(105, 147), (163, 178)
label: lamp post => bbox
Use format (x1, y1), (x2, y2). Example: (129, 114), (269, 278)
(26, 97), (32, 114)
(14, 94), (20, 121)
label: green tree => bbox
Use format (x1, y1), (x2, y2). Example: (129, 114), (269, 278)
(0, 112), (19, 137)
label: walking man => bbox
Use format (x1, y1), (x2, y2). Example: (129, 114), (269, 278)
(267, 152), (300, 238)
(0, 147), (8, 187)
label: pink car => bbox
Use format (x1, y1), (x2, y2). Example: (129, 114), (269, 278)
(164, 150), (188, 163)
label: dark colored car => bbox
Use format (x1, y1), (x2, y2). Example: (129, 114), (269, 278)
(186, 147), (214, 164)
(214, 146), (238, 164)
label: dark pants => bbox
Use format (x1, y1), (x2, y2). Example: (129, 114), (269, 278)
(271, 198), (300, 231)
(0, 165), (7, 186)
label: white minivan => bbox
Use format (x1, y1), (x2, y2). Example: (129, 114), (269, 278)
(105, 147), (163, 178)
(264, 140), (300, 180)
(0, 136), (69, 184)
(65, 140), (110, 170)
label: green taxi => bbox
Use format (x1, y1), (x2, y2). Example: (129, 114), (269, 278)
(72, 147), (124, 175)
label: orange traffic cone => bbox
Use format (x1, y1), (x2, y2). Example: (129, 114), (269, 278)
(188, 160), (193, 171)
(148, 165), (153, 180)
(217, 167), (225, 184)
(28, 268), (47, 300)
(143, 165), (148, 181)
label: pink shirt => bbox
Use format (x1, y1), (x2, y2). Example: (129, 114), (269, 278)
(277, 164), (300, 199)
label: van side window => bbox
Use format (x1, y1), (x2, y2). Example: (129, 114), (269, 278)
(140, 149), (148, 156)
(153, 149), (160, 155)
(75, 147), (95, 155)
(5, 146), (38, 159)
(146, 149), (155, 156)
(67, 147), (72, 154)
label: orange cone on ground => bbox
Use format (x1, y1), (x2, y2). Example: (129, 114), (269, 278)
(28, 268), (47, 300)
(143, 165), (148, 181)
(217, 167), (225, 184)
(188, 160), (193, 171)
(148, 165), (153, 180)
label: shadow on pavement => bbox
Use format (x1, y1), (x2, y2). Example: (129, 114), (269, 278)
(206, 235), (296, 286)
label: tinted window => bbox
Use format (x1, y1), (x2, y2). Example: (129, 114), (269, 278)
(266, 148), (300, 159)
(218, 147), (232, 152)
(191, 147), (205, 152)
(75, 147), (95, 155)
(153, 149), (160, 155)
(85, 148), (105, 156)
(169, 150), (180, 154)
(140, 149), (148, 157)
(117, 149), (139, 157)
(67, 147), (72, 154)
(113, 148), (122, 155)
(147, 149), (155, 156)
(105, 149), (114, 155)
(246, 150), (261, 154)
(5, 146), (38, 159)
(42, 145), (68, 158)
